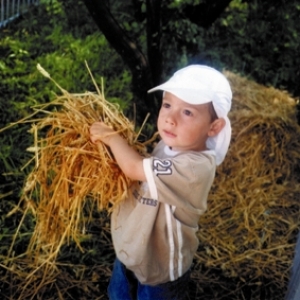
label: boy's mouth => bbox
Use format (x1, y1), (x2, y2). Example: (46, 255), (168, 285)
(163, 130), (176, 138)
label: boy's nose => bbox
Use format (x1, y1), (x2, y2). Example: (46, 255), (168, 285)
(165, 111), (176, 125)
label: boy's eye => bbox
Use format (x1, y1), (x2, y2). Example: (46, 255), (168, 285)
(183, 110), (192, 116)
(162, 102), (170, 108)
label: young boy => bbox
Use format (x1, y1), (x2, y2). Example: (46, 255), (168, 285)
(90, 65), (232, 300)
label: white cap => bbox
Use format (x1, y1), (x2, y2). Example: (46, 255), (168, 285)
(148, 65), (232, 165)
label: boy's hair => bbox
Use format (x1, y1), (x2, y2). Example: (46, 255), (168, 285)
(208, 102), (218, 122)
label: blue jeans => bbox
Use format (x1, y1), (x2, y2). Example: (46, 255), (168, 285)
(285, 232), (300, 300)
(107, 258), (190, 300)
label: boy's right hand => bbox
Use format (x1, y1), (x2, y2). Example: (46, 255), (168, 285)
(89, 122), (116, 146)
(90, 122), (146, 181)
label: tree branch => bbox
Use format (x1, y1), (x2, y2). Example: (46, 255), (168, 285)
(82, 0), (156, 123)
(146, 0), (163, 86)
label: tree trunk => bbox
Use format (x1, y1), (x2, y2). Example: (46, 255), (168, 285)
(81, 0), (157, 125)
(146, 0), (162, 87)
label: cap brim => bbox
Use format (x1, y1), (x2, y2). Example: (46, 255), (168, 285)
(148, 83), (214, 105)
(148, 83), (171, 93)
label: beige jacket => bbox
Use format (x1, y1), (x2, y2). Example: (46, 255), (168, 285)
(111, 140), (216, 285)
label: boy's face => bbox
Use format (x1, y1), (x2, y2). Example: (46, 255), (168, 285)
(157, 92), (216, 152)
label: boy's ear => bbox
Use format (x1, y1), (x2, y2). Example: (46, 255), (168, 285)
(208, 118), (226, 137)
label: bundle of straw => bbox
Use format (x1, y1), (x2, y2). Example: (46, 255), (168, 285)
(16, 64), (149, 260)
(194, 71), (300, 299)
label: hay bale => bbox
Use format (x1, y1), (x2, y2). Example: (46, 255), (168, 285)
(195, 71), (300, 299)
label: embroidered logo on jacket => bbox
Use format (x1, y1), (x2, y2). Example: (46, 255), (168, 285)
(133, 189), (158, 207)
(153, 159), (172, 176)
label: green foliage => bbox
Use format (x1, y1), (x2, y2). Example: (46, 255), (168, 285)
(106, 0), (300, 100)
(197, 0), (300, 97)
(0, 3), (131, 143)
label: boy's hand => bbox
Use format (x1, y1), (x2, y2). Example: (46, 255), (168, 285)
(89, 122), (115, 145)
(90, 122), (146, 181)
